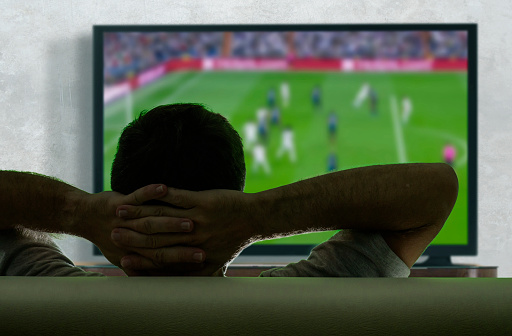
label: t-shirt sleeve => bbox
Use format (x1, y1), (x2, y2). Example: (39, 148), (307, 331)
(259, 229), (411, 278)
(0, 228), (107, 277)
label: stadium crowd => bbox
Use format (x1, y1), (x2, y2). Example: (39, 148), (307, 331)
(104, 31), (467, 85)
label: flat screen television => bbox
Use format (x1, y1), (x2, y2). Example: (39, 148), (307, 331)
(93, 24), (477, 267)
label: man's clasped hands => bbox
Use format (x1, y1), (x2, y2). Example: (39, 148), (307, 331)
(78, 183), (256, 277)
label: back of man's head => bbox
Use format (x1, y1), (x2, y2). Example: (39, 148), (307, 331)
(111, 103), (246, 199)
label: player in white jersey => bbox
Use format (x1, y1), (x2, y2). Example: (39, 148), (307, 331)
(353, 82), (370, 109)
(280, 81), (290, 108)
(401, 96), (413, 124)
(276, 126), (297, 163)
(243, 121), (258, 151)
(252, 143), (271, 174)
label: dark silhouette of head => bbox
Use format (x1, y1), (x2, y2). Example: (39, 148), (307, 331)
(111, 103), (246, 203)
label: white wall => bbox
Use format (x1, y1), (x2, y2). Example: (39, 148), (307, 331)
(1, 0), (511, 275)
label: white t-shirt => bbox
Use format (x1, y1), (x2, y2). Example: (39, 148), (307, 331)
(0, 229), (410, 278)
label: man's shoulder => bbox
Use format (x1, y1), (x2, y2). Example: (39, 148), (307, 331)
(259, 230), (410, 278)
(0, 229), (106, 277)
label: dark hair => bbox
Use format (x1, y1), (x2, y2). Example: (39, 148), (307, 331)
(111, 103), (246, 199)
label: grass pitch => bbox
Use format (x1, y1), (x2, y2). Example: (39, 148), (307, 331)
(104, 71), (468, 246)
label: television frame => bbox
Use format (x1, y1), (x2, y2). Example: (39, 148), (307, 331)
(93, 24), (477, 265)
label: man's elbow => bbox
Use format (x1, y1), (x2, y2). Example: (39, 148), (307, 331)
(436, 163), (459, 219)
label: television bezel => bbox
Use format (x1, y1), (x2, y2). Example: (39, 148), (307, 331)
(93, 23), (477, 259)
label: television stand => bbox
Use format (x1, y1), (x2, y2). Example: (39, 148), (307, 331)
(224, 263), (498, 278)
(78, 263), (498, 278)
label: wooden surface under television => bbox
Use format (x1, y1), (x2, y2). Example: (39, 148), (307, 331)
(78, 264), (498, 278)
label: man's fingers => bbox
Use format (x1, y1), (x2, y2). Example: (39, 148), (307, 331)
(116, 204), (189, 219)
(122, 184), (168, 206)
(158, 188), (199, 209)
(111, 228), (192, 248)
(116, 216), (194, 234)
(121, 185), (199, 209)
(121, 247), (205, 269)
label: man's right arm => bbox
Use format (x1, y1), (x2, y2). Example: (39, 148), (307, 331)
(112, 163), (458, 274)
(0, 171), (205, 274)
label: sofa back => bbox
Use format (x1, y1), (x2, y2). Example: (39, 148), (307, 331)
(1, 277), (511, 335)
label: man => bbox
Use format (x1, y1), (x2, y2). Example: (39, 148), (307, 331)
(256, 107), (269, 143)
(276, 125), (296, 163)
(280, 81), (290, 108)
(402, 95), (413, 125)
(327, 151), (338, 172)
(369, 86), (379, 116)
(270, 106), (281, 126)
(252, 142), (271, 175)
(242, 120), (258, 152)
(311, 85), (322, 112)
(0, 104), (458, 277)
(443, 143), (457, 166)
(328, 110), (338, 144)
(267, 87), (276, 109)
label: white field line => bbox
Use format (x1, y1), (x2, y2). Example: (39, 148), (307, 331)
(135, 71), (188, 102)
(105, 134), (120, 154)
(390, 95), (408, 163)
(104, 72), (189, 123)
(104, 73), (203, 155)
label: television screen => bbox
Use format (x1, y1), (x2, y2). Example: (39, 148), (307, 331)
(94, 24), (476, 262)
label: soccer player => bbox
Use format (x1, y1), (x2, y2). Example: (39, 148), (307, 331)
(353, 82), (370, 109)
(276, 125), (297, 163)
(311, 85), (322, 112)
(243, 121), (258, 151)
(443, 144), (457, 166)
(401, 96), (413, 124)
(327, 151), (338, 172)
(271, 106), (281, 126)
(328, 110), (338, 143)
(252, 142), (271, 174)
(256, 107), (269, 143)
(267, 87), (276, 108)
(280, 81), (290, 108)
(369, 86), (378, 116)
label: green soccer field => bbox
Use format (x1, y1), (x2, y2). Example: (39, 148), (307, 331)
(104, 71), (468, 246)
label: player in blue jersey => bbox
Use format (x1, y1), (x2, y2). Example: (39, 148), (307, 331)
(327, 151), (338, 172)
(369, 87), (378, 116)
(267, 87), (276, 108)
(311, 85), (322, 112)
(328, 110), (338, 144)
(256, 107), (269, 143)
(271, 106), (281, 126)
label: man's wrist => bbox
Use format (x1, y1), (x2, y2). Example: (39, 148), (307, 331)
(64, 189), (94, 241)
(244, 190), (276, 242)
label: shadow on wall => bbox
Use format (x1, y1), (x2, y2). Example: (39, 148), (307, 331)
(45, 35), (110, 263)
(45, 35), (94, 192)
